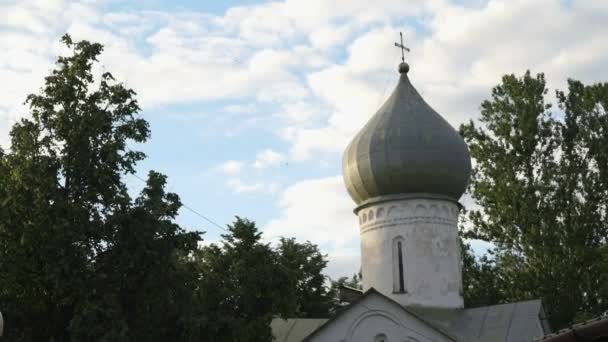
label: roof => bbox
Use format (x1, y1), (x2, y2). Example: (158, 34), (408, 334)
(300, 288), (458, 342)
(271, 319), (328, 342)
(337, 284), (363, 303)
(534, 316), (608, 342)
(272, 288), (546, 342)
(342, 62), (471, 207)
(412, 299), (546, 341)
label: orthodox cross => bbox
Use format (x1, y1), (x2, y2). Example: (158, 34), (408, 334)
(394, 32), (410, 62)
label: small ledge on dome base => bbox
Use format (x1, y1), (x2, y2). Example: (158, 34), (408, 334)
(353, 193), (463, 214)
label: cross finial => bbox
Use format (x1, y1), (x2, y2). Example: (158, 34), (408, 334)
(394, 32), (410, 63)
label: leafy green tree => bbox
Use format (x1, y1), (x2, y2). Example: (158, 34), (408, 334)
(277, 237), (333, 317)
(193, 217), (296, 342)
(330, 272), (362, 291)
(0, 34), (201, 341)
(327, 271), (363, 311)
(192, 218), (334, 341)
(0, 33), (337, 342)
(460, 71), (608, 328)
(69, 172), (201, 341)
(461, 241), (505, 308)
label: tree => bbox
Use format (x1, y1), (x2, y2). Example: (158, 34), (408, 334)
(0, 34), (201, 341)
(277, 237), (334, 318)
(327, 271), (363, 311)
(460, 71), (608, 328)
(192, 218), (334, 341)
(69, 171), (201, 341)
(194, 218), (294, 342)
(460, 241), (505, 308)
(330, 272), (362, 291)
(0, 33), (336, 341)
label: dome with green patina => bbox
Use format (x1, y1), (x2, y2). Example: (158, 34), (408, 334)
(342, 63), (471, 206)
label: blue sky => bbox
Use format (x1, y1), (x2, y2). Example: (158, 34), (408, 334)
(1, 0), (608, 278)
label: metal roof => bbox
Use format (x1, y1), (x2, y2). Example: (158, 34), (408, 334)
(342, 63), (471, 207)
(271, 319), (328, 342)
(272, 288), (546, 341)
(298, 288), (458, 342)
(412, 299), (545, 341)
(534, 316), (608, 342)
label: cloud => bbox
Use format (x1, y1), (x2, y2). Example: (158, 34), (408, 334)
(253, 149), (284, 169)
(0, 0), (103, 145)
(4, 0), (608, 279)
(263, 176), (361, 279)
(227, 178), (279, 194)
(4, 0), (608, 148)
(264, 176), (358, 248)
(283, 26), (409, 160)
(276, 0), (608, 160)
(0, 0), (428, 147)
(219, 160), (244, 175)
(227, 178), (263, 193)
(324, 250), (361, 281)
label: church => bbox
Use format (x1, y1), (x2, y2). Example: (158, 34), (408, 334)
(271, 46), (552, 341)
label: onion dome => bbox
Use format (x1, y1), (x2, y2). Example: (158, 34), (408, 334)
(342, 62), (471, 207)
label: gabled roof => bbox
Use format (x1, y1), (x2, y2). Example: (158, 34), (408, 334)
(413, 299), (545, 341)
(300, 287), (458, 341)
(271, 319), (328, 342)
(272, 288), (546, 341)
(534, 316), (608, 342)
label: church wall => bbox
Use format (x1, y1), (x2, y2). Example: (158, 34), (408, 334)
(358, 198), (463, 309)
(307, 292), (453, 342)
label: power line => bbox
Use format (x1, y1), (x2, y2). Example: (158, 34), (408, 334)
(181, 202), (228, 232)
(129, 170), (333, 281)
(129, 171), (228, 232)
(126, 156), (362, 287)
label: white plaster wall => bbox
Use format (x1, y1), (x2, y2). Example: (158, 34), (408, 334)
(358, 198), (463, 309)
(308, 292), (452, 342)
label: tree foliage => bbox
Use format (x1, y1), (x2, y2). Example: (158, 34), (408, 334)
(330, 272), (362, 292)
(0, 34), (202, 342)
(192, 217), (333, 341)
(277, 237), (334, 318)
(0, 34), (335, 341)
(460, 71), (608, 328)
(461, 241), (505, 308)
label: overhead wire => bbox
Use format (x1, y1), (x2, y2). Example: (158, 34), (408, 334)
(128, 170), (229, 232)
(118, 42), (403, 282)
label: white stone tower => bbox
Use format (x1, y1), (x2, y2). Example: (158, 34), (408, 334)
(342, 61), (471, 309)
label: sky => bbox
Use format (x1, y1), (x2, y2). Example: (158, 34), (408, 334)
(1, 0), (608, 279)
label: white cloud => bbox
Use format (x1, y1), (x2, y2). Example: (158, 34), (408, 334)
(227, 178), (279, 194)
(4, 0), (608, 279)
(253, 149), (284, 169)
(309, 23), (355, 51)
(264, 176), (358, 248)
(0, 0), (102, 146)
(219, 160), (244, 175)
(264, 176), (361, 278)
(275, 100), (326, 124)
(4, 0), (608, 150)
(277, 0), (608, 160)
(324, 250), (361, 281)
(227, 178), (263, 193)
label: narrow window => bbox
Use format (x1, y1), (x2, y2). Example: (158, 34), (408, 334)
(392, 237), (406, 293)
(397, 241), (405, 293)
